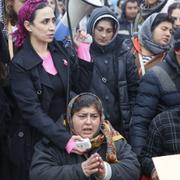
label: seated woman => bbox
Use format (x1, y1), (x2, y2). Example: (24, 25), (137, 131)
(30, 93), (140, 180)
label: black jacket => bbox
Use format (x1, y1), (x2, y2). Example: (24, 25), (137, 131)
(130, 50), (180, 155)
(9, 38), (92, 166)
(30, 138), (140, 180)
(118, 1), (135, 40)
(87, 7), (139, 139)
(89, 35), (139, 139)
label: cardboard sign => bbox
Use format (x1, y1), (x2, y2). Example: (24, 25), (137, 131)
(152, 154), (180, 180)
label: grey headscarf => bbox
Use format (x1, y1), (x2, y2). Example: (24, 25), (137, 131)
(141, 0), (168, 19)
(138, 13), (172, 55)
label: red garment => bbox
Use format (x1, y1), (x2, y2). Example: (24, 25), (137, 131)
(142, 175), (151, 180)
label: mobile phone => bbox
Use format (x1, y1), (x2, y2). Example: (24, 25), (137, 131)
(75, 138), (91, 150)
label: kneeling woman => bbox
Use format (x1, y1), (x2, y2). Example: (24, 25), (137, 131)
(30, 93), (140, 180)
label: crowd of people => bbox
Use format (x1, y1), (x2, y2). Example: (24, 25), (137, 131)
(0, 0), (180, 180)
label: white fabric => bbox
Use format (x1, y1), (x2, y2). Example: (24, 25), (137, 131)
(103, 161), (112, 180)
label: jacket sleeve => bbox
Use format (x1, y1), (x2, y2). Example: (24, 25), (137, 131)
(126, 52), (139, 109)
(120, 51), (139, 139)
(110, 139), (140, 180)
(129, 71), (161, 155)
(30, 141), (88, 180)
(10, 62), (71, 150)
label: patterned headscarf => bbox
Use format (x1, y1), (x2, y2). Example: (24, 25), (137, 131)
(66, 93), (124, 163)
(13, 0), (47, 47)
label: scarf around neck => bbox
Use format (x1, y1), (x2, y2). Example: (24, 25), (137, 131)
(66, 93), (124, 163)
(140, 0), (167, 19)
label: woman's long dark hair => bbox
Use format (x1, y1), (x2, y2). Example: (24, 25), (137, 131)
(0, 23), (9, 82)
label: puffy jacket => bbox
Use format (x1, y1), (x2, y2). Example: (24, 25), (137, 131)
(130, 50), (180, 155)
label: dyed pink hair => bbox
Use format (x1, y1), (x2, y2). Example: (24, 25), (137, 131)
(13, 0), (48, 48)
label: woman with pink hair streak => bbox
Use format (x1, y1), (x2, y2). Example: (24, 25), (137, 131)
(8, 0), (93, 179)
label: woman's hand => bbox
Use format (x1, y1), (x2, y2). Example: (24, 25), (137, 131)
(73, 30), (92, 47)
(81, 153), (100, 177)
(96, 156), (106, 180)
(151, 169), (159, 180)
(70, 135), (87, 155)
(73, 30), (92, 62)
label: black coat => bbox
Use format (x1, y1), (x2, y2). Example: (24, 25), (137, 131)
(130, 50), (180, 155)
(30, 138), (140, 180)
(9, 39), (92, 166)
(90, 36), (139, 139)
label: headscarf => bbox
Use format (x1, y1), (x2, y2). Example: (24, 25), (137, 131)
(140, 0), (168, 19)
(66, 93), (124, 163)
(13, 0), (47, 48)
(138, 13), (172, 55)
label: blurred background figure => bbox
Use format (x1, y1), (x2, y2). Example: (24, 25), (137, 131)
(161, 0), (180, 13)
(118, 0), (139, 40)
(3, 0), (26, 59)
(134, 0), (168, 32)
(56, 0), (65, 19)
(116, 0), (123, 18)
(47, 0), (60, 22)
(168, 2), (180, 31)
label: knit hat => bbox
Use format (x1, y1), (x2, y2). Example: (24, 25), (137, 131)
(13, 0), (47, 48)
(174, 29), (180, 49)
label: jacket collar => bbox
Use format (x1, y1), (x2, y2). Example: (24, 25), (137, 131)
(166, 50), (180, 74)
(16, 38), (42, 70)
(17, 38), (68, 90)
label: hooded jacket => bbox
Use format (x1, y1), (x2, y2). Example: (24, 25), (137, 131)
(118, 0), (136, 40)
(86, 7), (139, 139)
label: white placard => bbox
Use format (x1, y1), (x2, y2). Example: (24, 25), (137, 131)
(152, 154), (180, 180)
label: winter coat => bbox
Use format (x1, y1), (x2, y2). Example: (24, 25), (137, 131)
(118, 18), (134, 40)
(130, 50), (180, 155)
(9, 38), (92, 167)
(30, 138), (140, 180)
(118, 1), (136, 40)
(140, 108), (180, 177)
(87, 7), (139, 139)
